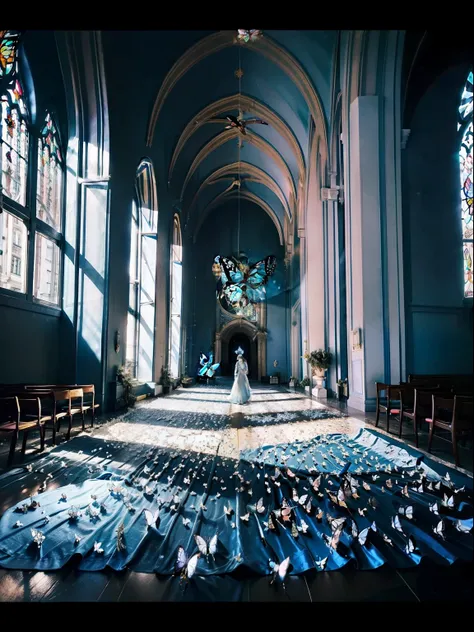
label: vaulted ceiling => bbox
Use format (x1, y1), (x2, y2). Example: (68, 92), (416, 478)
(137, 30), (336, 243)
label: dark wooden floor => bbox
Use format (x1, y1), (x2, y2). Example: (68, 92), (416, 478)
(1, 560), (472, 602)
(0, 389), (472, 602)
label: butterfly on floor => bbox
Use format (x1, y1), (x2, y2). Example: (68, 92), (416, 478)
(143, 508), (160, 528)
(432, 520), (446, 540)
(269, 556), (290, 585)
(175, 546), (200, 581)
(194, 534), (218, 562)
(405, 535), (419, 555)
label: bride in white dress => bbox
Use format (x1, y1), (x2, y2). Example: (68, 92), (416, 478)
(229, 354), (251, 404)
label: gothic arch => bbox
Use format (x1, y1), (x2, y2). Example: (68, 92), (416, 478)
(146, 30), (328, 162)
(215, 317), (267, 380)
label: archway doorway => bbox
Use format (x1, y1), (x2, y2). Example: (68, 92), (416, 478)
(215, 318), (266, 380)
(227, 333), (257, 379)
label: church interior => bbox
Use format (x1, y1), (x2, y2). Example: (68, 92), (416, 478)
(0, 29), (472, 603)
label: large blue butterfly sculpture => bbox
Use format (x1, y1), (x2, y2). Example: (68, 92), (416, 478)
(212, 252), (277, 315)
(198, 352), (220, 378)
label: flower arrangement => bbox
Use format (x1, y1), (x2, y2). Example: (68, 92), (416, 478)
(304, 349), (333, 371)
(299, 377), (311, 388)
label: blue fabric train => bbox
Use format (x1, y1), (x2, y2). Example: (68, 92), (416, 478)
(0, 428), (472, 575)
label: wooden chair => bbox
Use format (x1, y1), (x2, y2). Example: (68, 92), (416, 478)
(81, 385), (99, 427)
(375, 383), (413, 433)
(25, 384), (97, 429)
(54, 388), (84, 440)
(427, 395), (473, 466)
(400, 386), (448, 447)
(0, 395), (47, 466)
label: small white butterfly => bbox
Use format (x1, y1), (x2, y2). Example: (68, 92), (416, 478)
(391, 515), (404, 533)
(315, 556), (328, 570)
(194, 534), (218, 562)
(442, 494), (455, 509)
(297, 519), (309, 534)
(432, 520), (446, 539)
(399, 505), (414, 520)
(405, 535), (417, 555)
(182, 517), (191, 528)
(74, 533), (82, 545)
(240, 513), (250, 523)
(94, 541), (104, 554)
(31, 529), (45, 547)
(383, 533), (394, 546)
(143, 509), (159, 528)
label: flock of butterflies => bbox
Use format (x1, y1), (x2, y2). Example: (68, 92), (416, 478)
(212, 253), (277, 314)
(168, 441), (473, 585)
(5, 417), (473, 588)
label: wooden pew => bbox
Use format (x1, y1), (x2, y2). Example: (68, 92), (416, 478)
(408, 374), (472, 395)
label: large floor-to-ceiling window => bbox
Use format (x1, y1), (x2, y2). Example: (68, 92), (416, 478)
(168, 214), (182, 378)
(125, 159), (158, 381)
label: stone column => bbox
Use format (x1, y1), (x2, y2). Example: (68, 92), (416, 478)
(305, 130), (326, 355)
(257, 331), (267, 380)
(346, 96), (384, 411)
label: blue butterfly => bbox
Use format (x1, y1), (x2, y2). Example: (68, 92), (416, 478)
(213, 253), (276, 309)
(198, 352), (220, 378)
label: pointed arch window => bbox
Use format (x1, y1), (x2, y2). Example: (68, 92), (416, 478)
(458, 70), (473, 299)
(126, 159), (158, 381)
(168, 215), (182, 378)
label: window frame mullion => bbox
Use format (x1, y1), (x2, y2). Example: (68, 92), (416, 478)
(26, 125), (38, 302)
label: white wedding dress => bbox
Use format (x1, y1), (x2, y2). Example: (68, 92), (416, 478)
(229, 358), (251, 404)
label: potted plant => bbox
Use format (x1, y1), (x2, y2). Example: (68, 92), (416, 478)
(160, 366), (171, 395)
(304, 349), (333, 387)
(299, 377), (311, 392)
(289, 376), (297, 389)
(117, 363), (137, 408)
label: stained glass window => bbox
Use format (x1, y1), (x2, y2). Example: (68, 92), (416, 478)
(1, 74), (29, 206)
(0, 30), (21, 79)
(36, 112), (63, 232)
(459, 71), (473, 298)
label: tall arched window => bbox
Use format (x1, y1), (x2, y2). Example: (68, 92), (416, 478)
(458, 70), (473, 298)
(126, 159), (158, 381)
(0, 31), (64, 306)
(168, 215), (182, 378)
